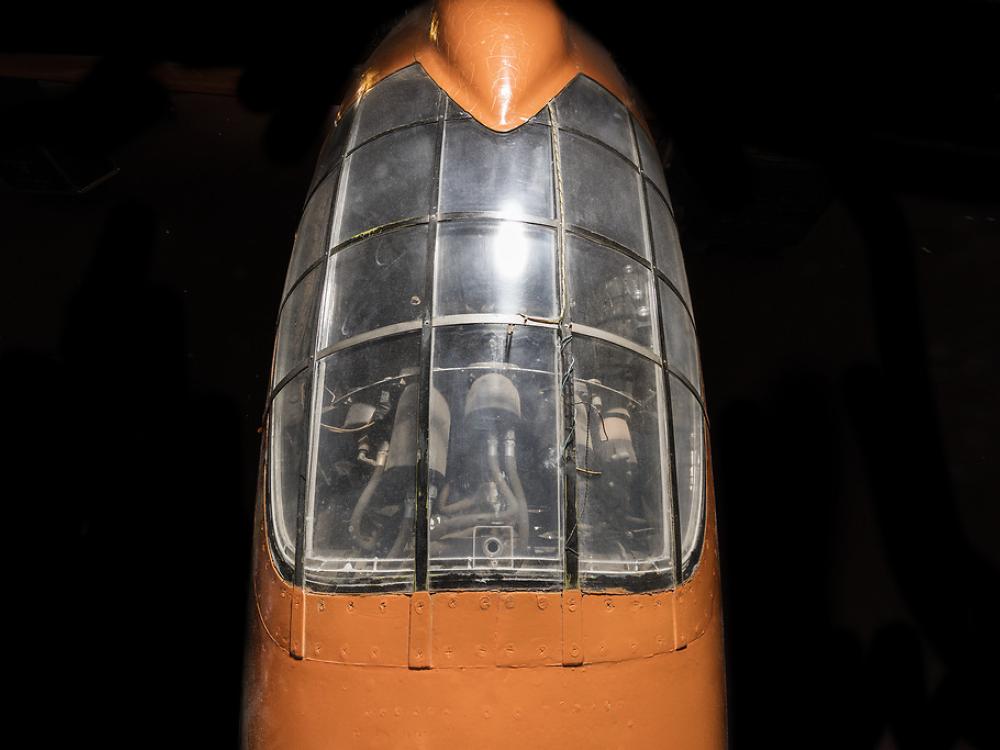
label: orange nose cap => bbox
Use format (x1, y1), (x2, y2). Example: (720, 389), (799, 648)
(345, 0), (642, 134)
(428, 0), (574, 129)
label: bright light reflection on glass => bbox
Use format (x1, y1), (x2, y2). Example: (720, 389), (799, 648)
(492, 212), (528, 281)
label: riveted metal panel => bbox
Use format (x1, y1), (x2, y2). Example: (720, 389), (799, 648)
(675, 449), (720, 650)
(253, 503), (292, 652)
(561, 589), (584, 665)
(305, 592), (409, 666)
(409, 592), (433, 667)
(290, 587), (307, 659)
(432, 591), (498, 667)
(494, 592), (562, 666)
(581, 591), (675, 663)
(244, 606), (726, 749)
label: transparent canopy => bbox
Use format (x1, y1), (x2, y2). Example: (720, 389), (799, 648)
(267, 65), (706, 592)
(428, 325), (562, 584)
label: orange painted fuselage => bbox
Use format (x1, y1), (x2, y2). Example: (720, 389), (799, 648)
(243, 471), (724, 748)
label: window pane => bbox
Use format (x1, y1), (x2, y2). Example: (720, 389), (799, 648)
(635, 119), (670, 201)
(322, 225), (429, 348)
(554, 76), (635, 162)
(270, 370), (312, 567)
(434, 221), (557, 319)
(273, 263), (323, 386)
(335, 124), (438, 243)
(648, 185), (690, 302)
(445, 96), (549, 124)
(658, 281), (700, 390)
(428, 325), (562, 586)
(308, 334), (422, 588)
(573, 336), (671, 577)
(439, 121), (554, 220)
(566, 234), (657, 351)
(352, 65), (442, 147)
(309, 105), (355, 195)
(283, 173), (336, 298)
(670, 376), (705, 570)
(560, 131), (648, 256)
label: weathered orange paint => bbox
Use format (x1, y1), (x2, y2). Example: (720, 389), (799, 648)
(243, 463), (723, 747)
(342, 0), (645, 133)
(244, 604), (725, 749)
(244, 443), (724, 746)
(250, 455), (291, 653)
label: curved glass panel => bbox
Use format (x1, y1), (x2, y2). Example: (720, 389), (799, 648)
(659, 281), (700, 390)
(273, 263), (323, 386)
(322, 225), (429, 349)
(269, 370), (312, 567)
(634, 118), (670, 203)
(435, 221), (557, 319)
(439, 121), (554, 220)
(554, 76), (635, 163)
(310, 105), (355, 196)
(573, 336), (672, 578)
(352, 65), (442, 148)
(648, 185), (690, 302)
(560, 131), (648, 256)
(428, 325), (562, 586)
(567, 233), (657, 352)
(334, 123), (438, 244)
(284, 173), (335, 298)
(670, 376), (705, 572)
(308, 334), (421, 590)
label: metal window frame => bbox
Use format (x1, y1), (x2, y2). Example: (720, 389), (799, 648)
(265, 63), (707, 594)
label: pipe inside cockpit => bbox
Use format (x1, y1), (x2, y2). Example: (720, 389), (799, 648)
(349, 441), (389, 550)
(502, 429), (531, 550)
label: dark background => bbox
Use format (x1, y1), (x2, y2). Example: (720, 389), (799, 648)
(2, 2), (998, 747)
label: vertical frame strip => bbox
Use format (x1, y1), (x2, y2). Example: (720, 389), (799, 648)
(414, 92), (447, 592)
(288, 98), (349, 654)
(630, 116), (683, 589)
(548, 102), (579, 589)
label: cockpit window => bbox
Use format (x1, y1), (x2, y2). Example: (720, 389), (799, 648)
(269, 369), (311, 569)
(266, 65), (707, 593)
(321, 224), (429, 349)
(283, 174), (335, 299)
(435, 221), (558, 319)
(573, 337), (672, 578)
(334, 124), (438, 244)
(554, 75), (636, 163)
(566, 233), (657, 351)
(350, 64), (442, 148)
(560, 130), (649, 256)
(428, 325), (563, 586)
(309, 334), (422, 588)
(439, 121), (555, 220)
(273, 264), (323, 386)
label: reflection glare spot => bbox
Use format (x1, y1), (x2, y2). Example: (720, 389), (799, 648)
(493, 220), (528, 281)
